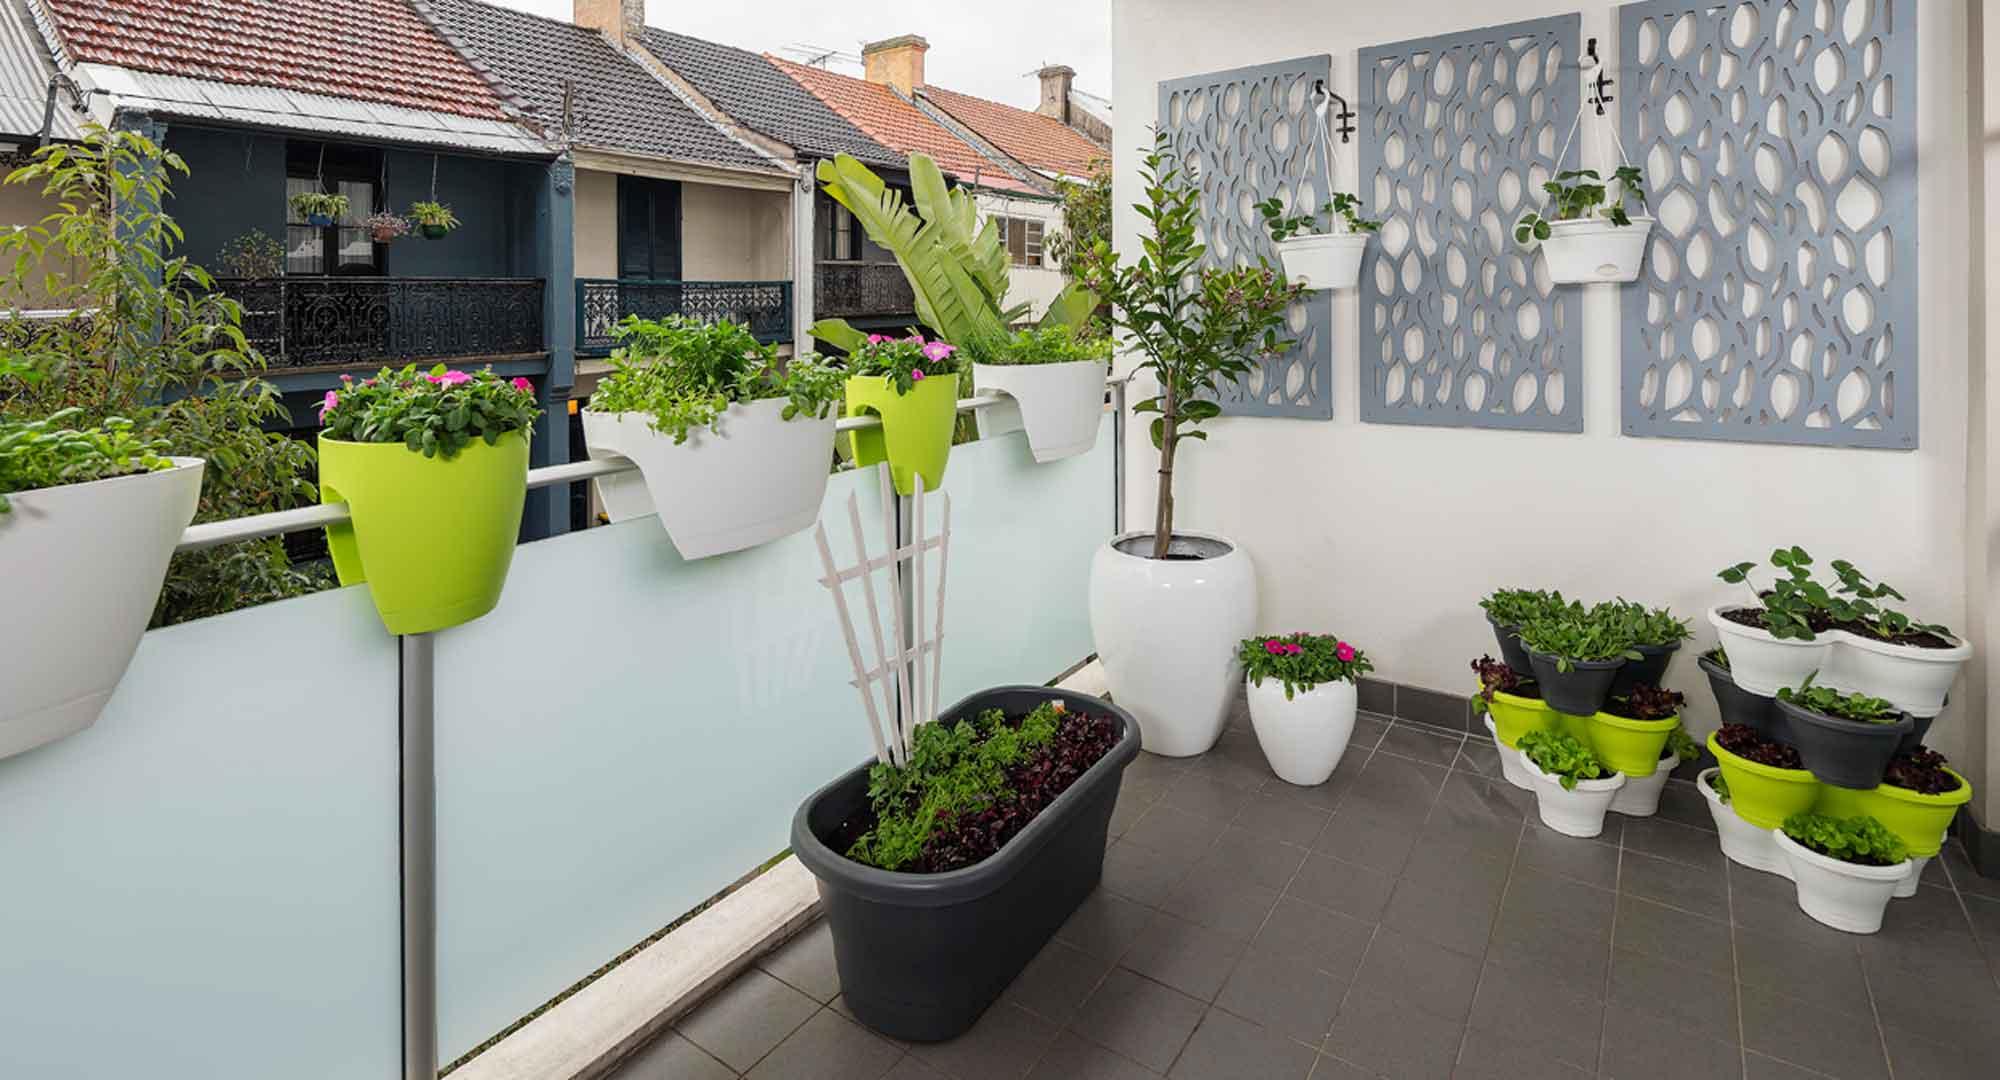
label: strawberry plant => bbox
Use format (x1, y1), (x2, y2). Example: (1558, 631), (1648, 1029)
(1826, 559), (1952, 642)
(1515, 166), (1646, 244)
(1776, 675), (1900, 725)
(1238, 632), (1372, 700)
(1781, 811), (1908, 867)
(1517, 729), (1606, 790)
(1256, 192), (1381, 241)
(1718, 546), (1837, 640)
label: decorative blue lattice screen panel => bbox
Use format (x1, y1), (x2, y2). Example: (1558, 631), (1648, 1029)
(1618, 0), (1917, 448)
(1157, 56), (1334, 419)
(1357, 16), (1583, 432)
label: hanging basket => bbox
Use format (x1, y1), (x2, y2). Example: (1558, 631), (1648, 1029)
(845, 374), (958, 496)
(1273, 233), (1368, 290)
(1540, 217), (1652, 284)
(970, 361), (1106, 463)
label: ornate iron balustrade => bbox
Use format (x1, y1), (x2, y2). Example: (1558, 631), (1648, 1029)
(574, 278), (793, 354)
(813, 262), (917, 322)
(214, 277), (545, 369)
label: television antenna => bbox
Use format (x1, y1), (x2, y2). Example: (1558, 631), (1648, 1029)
(782, 43), (862, 70)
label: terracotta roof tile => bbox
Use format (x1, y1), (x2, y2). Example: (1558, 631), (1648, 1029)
(920, 85), (1107, 179)
(40, 0), (510, 120)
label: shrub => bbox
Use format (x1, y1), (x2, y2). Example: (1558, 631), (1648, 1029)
(1478, 587), (1567, 628)
(1517, 729), (1605, 790)
(0, 410), (172, 511)
(1882, 747), (1961, 795)
(1715, 723), (1803, 769)
(218, 230), (285, 278)
(592, 315), (844, 443)
(1776, 675), (1900, 725)
(962, 323), (1112, 366)
(1781, 811), (1908, 867)
(1238, 632), (1372, 700)
(319, 364), (538, 459)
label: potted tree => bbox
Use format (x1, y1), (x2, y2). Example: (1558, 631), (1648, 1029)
(1081, 134), (1303, 757)
(842, 334), (961, 496)
(1773, 812), (1912, 934)
(1712, 547), (1839, 696)
(1708, 723), (1819, 830)
(1471, 654), (1552, 791)
(1238, 632), (1373, 785)
(582, 316), (844, 558)
(1813, 560), (1971, 719)
(1478, 587), (1564, 674)
(1604, 600), (1690, 695)
(1516, 729), (1626, 838)
(0, 411), (203, 759)
(967, 323), (1111, 463)
(1814, 746), (1973, 898)
(317, 364), (537, 634)
(289, 191), (349, 227)
(1698, 768), (1788, 877)
(1255, 192), (1379, 290)
(1773, 676), (1913, 789)
(362, 211), (410, 244)
(1699, 646), (1782, 737)
(1514, 167), (1651, 284)
(1516, 607), (1640, 718)
(408, 200), (460, 239)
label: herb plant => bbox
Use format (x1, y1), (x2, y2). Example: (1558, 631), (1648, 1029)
(1515, 166), (1647, 244)
(1479, 587), (1567, 628)
(288, 191), (350, 221)
(1608, 684), (1684, 722)
(1776, 675), (1900, 725)
(961, 323), (1112, 367)
(408, 201), (460, 231)
(1881, 747), (1961, 796)
(319, 364), (538, 459)
(1238, 632), (1372, 700)
(590, 315), (844, 443)
(1515, 609), (1642, 671)
(1516, 729), (1606, 790)
(846, 334), (957, 396)
(0, 410), (172, 512)
(1719, 546), (1836, 640)
(1715, 723), (1803, 769)
(1256, 192), (1381, 241)
(1781, 812), (1909, 867)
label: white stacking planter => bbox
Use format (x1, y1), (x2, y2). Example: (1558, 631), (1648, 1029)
(1773, 829), (1910, 934)
(1522, 756), (1627, 839)
(1245, 674), (1357, 786)
(581, 400), (836, 560)
(1610, 753), (1676, 817)
(1484, 717), (1534, 792)
(0, 458), (204, 760)
(1710, 605), (1971, 716)
(971, 361), (1107, 463)
(1697, 768), (1789, 878)
(1538, 218), (1652, 284)
(1272, 233), (1368, 290)
(1707, 606), (1835, 697)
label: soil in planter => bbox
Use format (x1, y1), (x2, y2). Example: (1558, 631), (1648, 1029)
(1827, 619), (1956, 650)
(1721, 603), (1836, 635)
(1715, 723), (1803, 769)
(829, 703), (1119, 874)
(1882, 747), (1962, 795)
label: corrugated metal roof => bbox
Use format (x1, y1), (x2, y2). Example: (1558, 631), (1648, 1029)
(0, 0), (81, 141)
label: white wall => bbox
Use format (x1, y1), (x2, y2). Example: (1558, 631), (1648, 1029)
(1113, 0), (1980, 784)
(572, 168), (792, 282)
(978, 192), (1066, 320)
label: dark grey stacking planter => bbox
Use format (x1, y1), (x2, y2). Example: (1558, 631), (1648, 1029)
(1609, 642), (1681, 697)
(1488, 615), (1532, 674)
(790, 685), (1140, 1042)
(1898, 712), (1935, 754)
(1699, 653), (1784, 741)
(1526, 650), (1625, 716)
(1776, 697), (1914, 790)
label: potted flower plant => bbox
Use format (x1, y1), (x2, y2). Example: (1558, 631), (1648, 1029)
(1513, 166), (1651, 284)
(1081, 134), (1303, 757)
(289, 191), (350, 227)
(1698, 767), (1788, 877)
(1478, 587), (1564, 674)
(317, 364), (537, 634)
(1812, 560), (1971, 719)
(1773, 675), (1913, 790)
(1814, 746), (1973, 898)
(408, 200), (460, 239)
(1603, 600), (1690, 695)
(1255, 192), (1380, 290)
(1471, 654), (1552, 791)
(581, 315), (844, 559)
(0, 411), (203, 759)
(1613, 721), (1700, 818)
(1516, 729), (1626, 838)
(1238, 632), (1372, 785)
(966, 323), (1110, 463)
(1699, 645), (1782, 737)
(843, 334), (961, 496)
(1773, 811), (1912, 934)
(362, 211), (410, 244)
(1708, 723), (1819, 831)
(1712, 547), (1839, 696)
(1515, 607), (1641, 717)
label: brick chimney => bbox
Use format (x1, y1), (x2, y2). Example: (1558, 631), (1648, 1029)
(574, 0), (644, 48)
(1036, 65), (1075, 122)
(862, 34), (929, 96)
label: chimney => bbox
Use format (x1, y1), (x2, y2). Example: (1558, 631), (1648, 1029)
(574, 0), (644, 48)
(862, 34), (929, 96)
(1036, 65), (1075, 122)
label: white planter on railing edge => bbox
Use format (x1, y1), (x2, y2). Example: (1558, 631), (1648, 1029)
(1814, 630), (1971, 720)
(581, 400), (836, 560)
(0, 458), (204, 760)
(1772, 828), (1910, 934)
(971, 360), (1107, 463)
(1245, 674), (1357, 786)
(1273, 233), (1368, 290)
(1707, 606), (1835, 697)
(1539, 217), (1652, 284)
(1522, 755), (1626, 839)
(1697, 768), (1789, 878)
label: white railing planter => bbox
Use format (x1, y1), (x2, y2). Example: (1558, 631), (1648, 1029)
(1538, 218), (1652, 284)
(581, 401), (837, 559)
(971, 361), (1107, 463)
(1772, 828), (1909, 934)
(0, 458), (203, 760)
(1272, 233), (1368, 291)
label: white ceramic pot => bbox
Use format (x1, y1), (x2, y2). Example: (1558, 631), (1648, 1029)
(1273, 233), (1368, 290)
(1485, 717), (1534, 791)
(1538, 217), (1652, 284)
(1707, 606), (1834, 697)
(1772, 828), (1910, 934)
(1696, 768), (1790, 878)
(0, 458), (204, 760)
(1245, 675), (1356, 786)
(1522, 755), (1627, 839)
(581, 400), (836, 560)
(1815, 630), (1970, 720)
(1610, 754), (1675, 817)
(1088, 531), (1256, 757)
(971, 361), (1107, 463)
(1893, 856), (1931, 899)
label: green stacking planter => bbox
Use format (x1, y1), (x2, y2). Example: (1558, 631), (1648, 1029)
(1814, 769), (1973, 858)
(1708, 731), (1820, 830)
(846, 374), (958, 496)
(1484, 689), (1554, 748)
(318, 432), (529, 635)
(1588, 711), (1679, 777)
(1554, 709), (1595, 746)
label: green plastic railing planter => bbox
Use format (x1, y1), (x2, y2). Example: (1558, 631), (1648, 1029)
(1483, 689), (1554, 748)
(845, 374), (958, 496)
(318, 432), (529, 635)
(1707, 730), (1820, 830)
(1588, 710), (1679, 777)
(1813, 769), (1973, 858)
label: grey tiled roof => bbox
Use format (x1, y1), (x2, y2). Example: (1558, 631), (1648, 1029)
(642, 29), (901, 169)
(418, 0), (778, 172)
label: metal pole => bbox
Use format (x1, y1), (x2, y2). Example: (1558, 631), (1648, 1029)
(401, 633), (438, 1080)
(1109, 378), (1127, 536)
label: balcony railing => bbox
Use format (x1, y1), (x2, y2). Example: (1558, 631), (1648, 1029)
(575, 278), (793, 354)
(814, 261), (918, 321)
(214, 276), (546, 369)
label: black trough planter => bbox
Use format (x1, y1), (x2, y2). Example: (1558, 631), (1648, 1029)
(1488, 615), (1532, 675)
(1526, 650), (1625, 717)
(1700, 654), (1785, 742)
(791, 685), (1141, 1042)
(1609, 642), (1681, 697)
(1775, 697), (1914, 790)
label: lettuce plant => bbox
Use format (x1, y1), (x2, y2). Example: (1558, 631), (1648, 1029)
(319, 364), (538, 459)
(1478, 587), (1567, 628)
(1776, 675), (1899, 725)
(847, 334), (957, 395)
(962, 323), (1112, 367)
(1609, 684), (1684, 722)
(1516, 609), (1641, 672)
(0, 410), (172, 512)
(1469, 654), (1534, 704)
(592, 315), (844, 443)
(1516, 729), (1606, 790)
(1664, 724), (1701, 766)
(1599, 599), (1690, 648)
(1882, 747), (1961, 796)
(1238, 632), (1372, 700)
(1715, 723), (1802, 769)
(1781, 811), (1908, 867)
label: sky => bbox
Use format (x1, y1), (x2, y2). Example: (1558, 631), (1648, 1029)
(487, 0), (1111, 109)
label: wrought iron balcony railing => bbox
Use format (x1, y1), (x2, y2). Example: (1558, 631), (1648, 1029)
(813, 262), (918, 321)
(213, 276), (546, 370)
(575, 278), (793, 354)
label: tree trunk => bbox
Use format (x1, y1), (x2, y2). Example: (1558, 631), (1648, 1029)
(1151, 388), (1176, 560)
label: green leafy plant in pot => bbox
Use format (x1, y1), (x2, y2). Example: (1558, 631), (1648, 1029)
(1516, 729), (1625, 838)
(1814, 746), (1972, 897)
(1515, 606), (1641, 718)
(1600, 599), (1690, 695)
(1773, 675), (1914, 790)
(1513, 166), (1651, 284)
(963, 324), (1112, 462)
(407, 200), (459, 239)
(289, 190), (349, 227)
(1255, 191), (1380, 290)
(1774, 811), (1911, 934)
(1477, 587), (1566, 674)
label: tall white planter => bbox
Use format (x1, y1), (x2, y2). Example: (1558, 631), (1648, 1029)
(1815, 630), (1971, 719)
(1773, 829), (1910, 934)
(1708, 606), (1834, 696)
(0, 458), (204, 760)
(1697, 768), (1789, 878)
(1245, 675), (1356, 786)
(971, 361), (1107, 463)
(581, 400), (836, 560)
(1273, 233), (1368, 290)
(1538, 218), (1652, 284)
(1522, 756), (1626, 838)
(1089, 531), (1256, 757)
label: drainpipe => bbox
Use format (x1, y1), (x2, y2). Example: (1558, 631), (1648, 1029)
(33, 73), (84, 151)
(793, 167), (816, 349)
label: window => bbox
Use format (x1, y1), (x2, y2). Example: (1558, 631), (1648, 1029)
(618, 174), (683, 280)
(823, 202), (858, 261)
(284, 142), (383, 276)
(997, 216), (1045, 267)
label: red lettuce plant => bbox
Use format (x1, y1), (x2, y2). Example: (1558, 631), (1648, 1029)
(1715, 723), (1802, 769)
(1607, 684), (1684, 721)
(1882, 747), (1961, 795)
(1470, 654), (1538, 703)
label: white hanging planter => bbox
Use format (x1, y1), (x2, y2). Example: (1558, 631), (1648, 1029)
(971, 360), (1107, 463)
(1696, 768), (1790, 878)
(1484, 717), (1534, 792)
(0, 458), (204, 760)
(1245, 675), (1357, 786)
(1272, 232), (1368, 291)
(1707, 606), (1835, 697)
(1610, 752), (1675, 817)
(1538, 217), (1652, 284)
(1772, 828), (1910, 935)
(1814, 630), (1970, 720)
(1522, 755), (1626, 838)
(581, 399), (836, 560)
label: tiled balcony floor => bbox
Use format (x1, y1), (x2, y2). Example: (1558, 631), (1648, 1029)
(618, 707), (2000, 1080)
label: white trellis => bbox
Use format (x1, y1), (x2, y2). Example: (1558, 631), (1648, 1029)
(814, 466), (951, 767)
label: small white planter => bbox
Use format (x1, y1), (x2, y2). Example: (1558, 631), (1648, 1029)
(1610, 754), (1675, 817)
(1537, 217), (1652, 284)
(1484, 717), (1534, 791)
(1697, 768), (1790, 878)
(1, 458), (204, 760)
(1893, 856), (1931, 899)
(1815, 630), (1970, 720)
(1245, 675), (1357, 786)
(1522, 755), (1627, 838)
(1772, 828), (1911, 934)
(1273, 232), (1368, 290)
(971, 360), (1107, 463)
(581, 400), (836, 560)
(1707, 606), (1835, 697)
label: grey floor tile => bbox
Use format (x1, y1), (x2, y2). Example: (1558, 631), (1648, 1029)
(1192, 825), (1310, 891)
(613, 1030), (737, 1080)
(1121, 910), (1250, 1001)
(829, 996), (911, 1050)
(883, 1056), (949, 1080)
(1499, 869), (1617, 939)
(1939, 843), (2000, 901)
(1123, 804), (1230, 859)
(1399, 686), (1471, 732)
(1861, 938), (2000, 1050)
(1101, 839), (1198, 908)
(1214, 943), (1347, 1045)
(1452, 736), (1504, 780)
(1026, 1031), (1163, 1080)
(1607, 947), (1738, 1042)
(908, 1003), (1059, 1080)
(1466, 959), (1604, 1070)
(1308, 1053), (1375, 1079)
(1169, 1008), (1318, 1079)
(1651, 780), (1717, 834)
(1313, 807), (1421, 874)
(1162, 774), (1257, 823)
(1427, 772), (1532, 840)
(1005, 939), (1115, 1021)
(1738, 984), (1888, 1080)
(1250, 896), (1376, 979)
(677, 968), (822, 1073)
(759, 921), (841, 1003)
(1732, 923), (1867, 1017)
(1059, 888), (1157, 960)
(1286, 852), (1398, 922)
(1378, 722), (1465, 768)
(1486, 906), (1611, 989)
(1233, 791), (1334, 848)
(1187, 743), (1275, 793)
(1072, 968), (1207, 1074)
(1349, 924), (1482, 1022)
(1261, 751), (1369, 812)
(1729, 862), (1859, 949)
(1344, 753), (1451, 819)
(1324, 989), (1463, 1080)
(1161, 861), (1282, 941)
(1880, 1023), (1992, 1080)
(1621, 817), (1726, 872)
(744, 1008), (903, 1080)
(1620, 849), (1729, 920)
(1515, 825), (1622, 890)
(1399, 835), (1513, 902)
(1453, 1025), (1591, 1079)
(1531, 811), (1623, 848)
(1741, 1052), (1824, 1080)
(1597, 999), (1744, 1080)
(1615, 893), (1732, 977)
(1381, 875), (1500, 959)
(1350, 713), (1391, 752)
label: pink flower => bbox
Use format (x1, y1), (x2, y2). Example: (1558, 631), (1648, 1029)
(436, 370), (472, 386)
(921, 340), (956, 363)
(1286, 644), (1303, 655)
(317, 389), (339, 421)
(1264, 640), (1283, 655)
(511, 377), (534, 392)
(910, 369), (926, 382)
(1336, 642), (1356, 662)
(867, 334), (887, 344)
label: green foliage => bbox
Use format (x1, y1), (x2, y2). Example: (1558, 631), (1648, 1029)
(1479, 587), (1568, 627)
(1665, 724), (1700, 765)
(847, 703), (1063, 871)
(1776, 674), (1900, 725)
(0, 409), (172, 511)
(845, 333), (957, 395)
(1515, 606), (1642, 671)
(590, 315), (843, 443)
(1709, 770), (1731, 802)
(1515, 166), (1648, 244)
(218, 230), (285, 278)
(1238, 632), (1373, 700)
(1704, 645), (1730, 671)
(320, 364), (538, 459)
(961, 322), (1112, 367)
(1782, 811), (1908, 867)
(1255, 192), (1382, 241)
(1597, 598), (1690, 648)
(407, 200), (460, 230)
(1826, 558), (1952, 640)
(1517, 729), (1606, 790)
(288, 191), (350, 221)
(1046, 162), (1113, 330)
(1718, 546), (1835, 640)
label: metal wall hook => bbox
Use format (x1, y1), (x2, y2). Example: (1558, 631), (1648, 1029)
(1311, 78), (1355, 144)
(1583, 38), (1615, 116)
